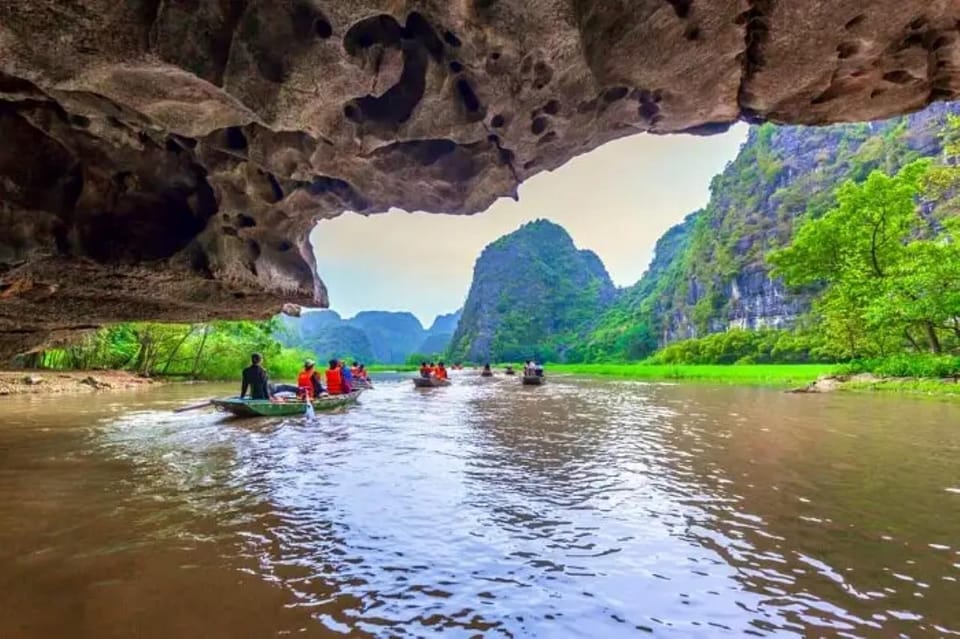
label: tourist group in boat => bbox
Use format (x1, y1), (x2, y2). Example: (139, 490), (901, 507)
(240, 353), (370, 401)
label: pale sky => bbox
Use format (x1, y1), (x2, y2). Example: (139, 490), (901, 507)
(311, 125), (749, 326)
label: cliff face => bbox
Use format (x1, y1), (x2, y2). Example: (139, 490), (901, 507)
(449, 220), (615, 362)
(599, 101), (960, 353)
(2, 1), (959, 357)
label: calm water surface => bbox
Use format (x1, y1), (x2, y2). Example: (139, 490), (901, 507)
(1, 374), (958, 638)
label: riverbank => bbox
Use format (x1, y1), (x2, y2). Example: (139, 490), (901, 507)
(545, 363), (960, 400)
(0, 370), (161, 396)
(546, 363), (833, 387)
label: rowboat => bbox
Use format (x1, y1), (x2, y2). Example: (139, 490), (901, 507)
(522, 375), (545, 385)
(211, 391), (363, 417)
(480, 371), (494, 377)
(504, 367), (516, 376)
(413, 377), (450, 388)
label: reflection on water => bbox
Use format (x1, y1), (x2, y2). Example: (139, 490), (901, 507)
(1, 376), (959, 638)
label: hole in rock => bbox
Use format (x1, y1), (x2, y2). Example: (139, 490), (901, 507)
(531, 116), (548, 135)
(237, 214), (257, 228)
(456, 79), (482, 113)
(491, 114), (506, 128)
(538, 131), (557, 145)
(344, 15), (402, 55)
(70, 114), (91, 128)
(837, 42), (859, 59)
(845, 14), (866, 30)
(225, 126), (248, 151)
(247, 239), (261, 259)
(449, 61), (464, 73)
(222, 226), (238, 237)
(685, 26), (701, 41)
(266, 173), (284, 202)
(314, 18), (333, 39)
(665, 0), (691, 20)
(543, 99), (560, 115)
(883, 70), (916, 84)
(404, 12), (444, 62)
(603, 86), (629, 103)
(443, 31), (462, 47)
(278, 241), (293, 252)
(909, 16), (927, 30)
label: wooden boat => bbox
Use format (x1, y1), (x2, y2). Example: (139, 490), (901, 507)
(212, 391), (363, 418)
(413, 377), (451, 388)
(480, 371), (494, 377)
(504, 367), (516, 376)
(522, 375), (545, 385)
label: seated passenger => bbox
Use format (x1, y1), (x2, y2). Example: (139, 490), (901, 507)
(325, 359), (343, 395)
(340, 360), (353, 393)
(436, 361), (448, 380)
(420, 361), (432, 378)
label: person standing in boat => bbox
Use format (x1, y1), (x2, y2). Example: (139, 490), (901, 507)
(241, 353), (271, 400)
(340, 360), (354, 394)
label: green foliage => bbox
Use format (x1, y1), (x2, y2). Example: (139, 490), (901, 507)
(448, 220), (616, 363)
(648, 329), (831, 365)
(547, 363), (834, 387)
(24, 321), (313, 382)
(835, 354), (960, 378)
(770, 160), (960, 359)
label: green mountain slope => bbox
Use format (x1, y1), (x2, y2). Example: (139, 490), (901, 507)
(586, 102), (960, 361)
(448, 220), (616, 362)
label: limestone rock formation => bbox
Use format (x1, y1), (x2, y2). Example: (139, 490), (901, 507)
(1, 1), (958, 355)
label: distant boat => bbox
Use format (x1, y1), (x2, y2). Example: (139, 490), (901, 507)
(504, 367), (516, 376)
(413, 377), (451, 388)
(211, 391), (363, 418)
(480, 371), (494, 377)
(522, 375), (545, 386)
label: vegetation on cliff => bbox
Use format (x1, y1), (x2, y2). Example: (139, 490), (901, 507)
(447, 220), (616, 363)
(582, 105), (960, 369)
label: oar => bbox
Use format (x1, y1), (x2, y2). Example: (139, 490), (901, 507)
(174, 399), (215, 413)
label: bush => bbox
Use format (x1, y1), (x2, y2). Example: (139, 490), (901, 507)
(836, 354), (960, 378)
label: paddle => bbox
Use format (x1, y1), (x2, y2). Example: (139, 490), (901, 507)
(173, 399), (215, 413)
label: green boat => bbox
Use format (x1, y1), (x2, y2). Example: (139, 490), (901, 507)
(412, 377), (450, 388)
(211, 391), (363, 418)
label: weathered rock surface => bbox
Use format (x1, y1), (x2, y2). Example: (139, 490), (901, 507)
(1, 1), (959, 356)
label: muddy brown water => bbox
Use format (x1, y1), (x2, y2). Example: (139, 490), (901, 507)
(1, 374), (958, 638)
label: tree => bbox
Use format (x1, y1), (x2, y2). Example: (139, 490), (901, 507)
(769, 159), (960, 358)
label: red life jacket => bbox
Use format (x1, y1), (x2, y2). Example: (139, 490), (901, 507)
(297, 370), (314, 398)
(436, 367), (448, 380)
(325, 368), (343, 394)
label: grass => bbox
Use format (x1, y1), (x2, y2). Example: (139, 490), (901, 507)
(365, 364), (418, 372)
(543, 363), (835, 387)
(839, 377), (960, 400)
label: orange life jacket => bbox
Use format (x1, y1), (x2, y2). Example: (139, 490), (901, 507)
(436, 367), (447, 380)
(297, 370), (314, 398)
(325, 368), (343, 394)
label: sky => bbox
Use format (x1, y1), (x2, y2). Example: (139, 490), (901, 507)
(311, 124), (749, 326)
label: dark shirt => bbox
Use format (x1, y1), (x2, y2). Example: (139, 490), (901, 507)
(311, 372), (325, 396)
(241, 364), (270, 399)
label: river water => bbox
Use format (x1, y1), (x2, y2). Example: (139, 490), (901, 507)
(1, 374), (958, 638)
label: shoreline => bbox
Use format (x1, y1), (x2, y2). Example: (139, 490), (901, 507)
(0, 370), (163, 396)
(544, 364), (960, 400)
